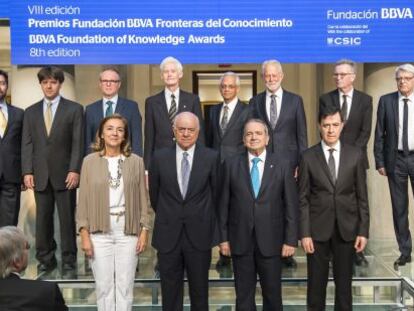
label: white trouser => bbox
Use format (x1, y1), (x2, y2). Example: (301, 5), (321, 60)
(90, 208), (138, 311)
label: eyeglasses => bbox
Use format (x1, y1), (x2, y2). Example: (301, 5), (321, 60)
(25, 242), (31, 250)
(220, 84), (237, 90)
(176, 127), (197, 135)
(333, 73), (354, 78)
(396, 76), (414, 82)
(100, 80), (120, 84)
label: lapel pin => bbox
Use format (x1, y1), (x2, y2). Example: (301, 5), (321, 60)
(270, 164), (274, 168)
(183, 105), (187, 108)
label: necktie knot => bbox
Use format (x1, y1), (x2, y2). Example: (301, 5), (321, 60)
(403, 98), (409, 104)
(171, 94), (175, 100)
(183, 151), (188, 159)
(329, 148), (335, 155)
(105, 100), (114, 117)
(252, 157), (261, 166)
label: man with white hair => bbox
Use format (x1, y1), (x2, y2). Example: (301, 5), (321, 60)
(375, 63), (414, 267)
(249, 59), (307, 267)
(144, 56), (205, 170)
(0, 226), (68, 310)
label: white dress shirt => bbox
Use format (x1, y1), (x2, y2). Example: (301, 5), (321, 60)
(219, 97), (238, 125)
(398, 93), (414, 151)
(102, 95), (119, 116)
(248, 149), (267, 184)
(339, 88), (354, 120)
(42, 95), (60, 121)
(321, 140), (341, 179)
(165, 88), (180, 112)
(265, 88), (283, 124)
(176, 144), (195, 195)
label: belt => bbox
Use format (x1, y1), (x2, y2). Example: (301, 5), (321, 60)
(397, 150), (414, 156)
(110, 211), (125, 222)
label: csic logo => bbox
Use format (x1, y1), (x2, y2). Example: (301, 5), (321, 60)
(327, 37), (362, 46)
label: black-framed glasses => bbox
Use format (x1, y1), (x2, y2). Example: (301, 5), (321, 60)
(396, 76), (414, 82)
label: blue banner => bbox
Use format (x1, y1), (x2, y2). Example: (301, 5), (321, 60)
(9, 0), (414, 64)
(0, 0), (9, 19)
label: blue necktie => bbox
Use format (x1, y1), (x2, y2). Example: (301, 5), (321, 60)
(251, 157), (261, 198)
(105, 101), (114, 117)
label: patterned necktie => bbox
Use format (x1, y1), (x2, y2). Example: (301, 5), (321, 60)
(169, 94), (177, 123)
(181, 151), (190, 198)
(270, 94), (277, 129)
(44, 101), (53, 136)
(341, 95), (348, 122)
(220, 104), (229, 134)
(251, 157), (261, 198)
(328, 148), (336, 182)
(0, 106), (7, 137)
(105, 100), (114, 117)
(403, 98), (409, 156)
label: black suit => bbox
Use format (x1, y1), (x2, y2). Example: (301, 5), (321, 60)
(21, 97), (84, 265)
(374, 91), (413, 256)
(0, 273), (68, 311)
(299, 143), (369, 311)
(144, 90), (205, 169)
(84, 97), (142, 155)
(149, 144), (218, 311)
(219, 152), (298, 311)
(249, 90), (308, 168)
(319, 89), (373, 168)
(0, 104), (24, 227)
(206, 100), (249, 163)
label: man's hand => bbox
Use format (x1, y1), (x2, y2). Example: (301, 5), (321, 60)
(354, 236), (368, 253)
(281, 244), (295, 257)
(301, 237), (315, 254)
(24, 174), (35, 190)
(378, 167), (387, 176)
(219, 242), (231, 257)
(65, 172), (80, 189)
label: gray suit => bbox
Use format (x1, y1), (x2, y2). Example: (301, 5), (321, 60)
(22, 97), (83, 265)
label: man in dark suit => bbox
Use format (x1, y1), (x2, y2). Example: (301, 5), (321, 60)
(319, 59), (373, 266)
(206, 71), (249, 269)
(299, 105), (369, 311)
(22, 66), (83, 273)
(84, 67), (142, 155)
(144, 56), (205, 170)
(0, 70), (24, 227)
(374, 63), (414, 267)
(249, 59), (307, 267)
(0, 226), (68, 311)
(149, 112), (218, 311)
(219, 118), (298, 311)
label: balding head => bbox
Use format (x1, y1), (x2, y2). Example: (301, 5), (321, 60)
(173, 112), (200, 150)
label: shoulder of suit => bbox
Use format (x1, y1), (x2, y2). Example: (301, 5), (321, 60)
(86, 99), (102, 109)
(153, 146), (174, 160)
(61, 97), (82, 108)
(341, 143), (362, 155)
(25, 100), (43, 111)
(7, 104), (24, 114)
(319, 89), (337, 101)
(250, 91), (266, 102)
(282, 89), (302, 100)
(145, 90), (164, 103)
(379, 91), (398, 101)
(353, 89), (373, 101)
(302, 143), (321, 157)
(118, 97), (138, 106)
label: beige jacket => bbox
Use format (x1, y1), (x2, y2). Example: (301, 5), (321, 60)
(77, 152), (150, 235)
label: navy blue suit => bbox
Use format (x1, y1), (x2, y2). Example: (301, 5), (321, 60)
(0, 104), (24, 226)
(84, 97), (142, 155)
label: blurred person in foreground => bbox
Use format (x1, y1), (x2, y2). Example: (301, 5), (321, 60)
(77, 114), (150, 311)
(0, 226), (68, 311)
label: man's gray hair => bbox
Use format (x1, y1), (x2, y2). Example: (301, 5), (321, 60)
(219, 72), (240, 87)
(160, 56), (183, 74)
(395, 63), (414, 77)
(243, 118), (269, 136)
(261, 59), (283, 76)
(173, 111), (200, 130)
(0, 226), (27, 278)
(335, 59), (357, 74)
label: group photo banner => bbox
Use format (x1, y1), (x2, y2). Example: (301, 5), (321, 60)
(9, 0), (414, 64)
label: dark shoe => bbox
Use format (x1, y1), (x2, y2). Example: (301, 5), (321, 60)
(216, 254), (231, 269)
(394, 255), (411, 267)
(37, 260), (57, 273)
(354, 252), (369, 266)
(154, 261), (160, 279)
(282, 256), (297, 268)
(62, 262), (76, 271)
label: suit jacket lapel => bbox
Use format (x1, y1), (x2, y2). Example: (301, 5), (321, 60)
(331, 89), (341, 109)
(392, 93), (399, 134)
(2, 106), (14, 138)
(222, 101), (242, 138)
(36, 101), (48, 138)
(348, 90), (360, 121)
(257, 155), (274, 198)
(168, 146), (182, 200)
(240, 154), (255, 199)
(316, 144), (335, 187)
(114, 97), (125, 115)
(185, 145), (202, 199)
(214, 104), (223, 138)
(49, 97), (67, 137)
(258, 93), (270, 127)
(275, 92), (288, 129)
(336, 143), (347, 188)
(178, 90), (189, 112)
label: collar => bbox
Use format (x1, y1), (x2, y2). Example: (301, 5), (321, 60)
(176, 143), (196, 158)
(165, 88), (180, 99)
(248, 149), (267, 163)
(398, 92), (414, 102)
(321, 140), (341, 153)
(43, 95), (60, 105)
(339, 88), (354, 98)
(223, 97), (238, 109)
(103, 95), (118, 104)
(266, 87), (283, 99)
